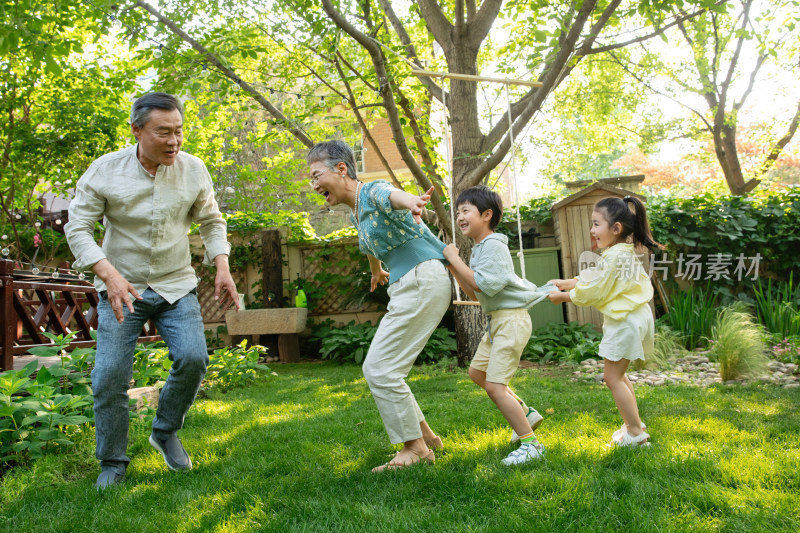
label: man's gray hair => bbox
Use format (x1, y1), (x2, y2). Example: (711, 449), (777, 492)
(130, 92), (184, 128)
(306, 140), (358, 180)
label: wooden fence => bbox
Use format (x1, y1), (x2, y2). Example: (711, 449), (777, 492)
(0, 259), (160, 371)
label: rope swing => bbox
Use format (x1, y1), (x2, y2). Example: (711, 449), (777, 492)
(411, 70), (543, 305)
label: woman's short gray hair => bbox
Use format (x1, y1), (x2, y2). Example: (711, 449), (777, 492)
(306, 140), (358, 180)
(130, 92), (184, 128)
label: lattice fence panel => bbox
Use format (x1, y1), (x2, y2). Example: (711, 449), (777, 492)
(195, 270), (247, 323)
(298, 243), (381, 316)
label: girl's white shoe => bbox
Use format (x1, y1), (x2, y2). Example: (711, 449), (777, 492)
(612, 422), (646, 442)
(613, 430), (650, 447)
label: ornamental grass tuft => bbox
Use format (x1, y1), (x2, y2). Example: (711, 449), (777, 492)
(710, 304), (769, 381)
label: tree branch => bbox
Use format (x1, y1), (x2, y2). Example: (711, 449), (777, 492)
(609, 51), (714, 133)
(720, 0), (753, 112)
(468, 0), (599, 186)
(377, 0), (445, 102)
(471, 0), (504, 48)
(332, 57), (404, 189)
(466, 0), (476, 23)
(732, 53), (766, 112)
(132, 0), (314, 147)
(454, 0), (465, 33)
(584, 2), (717, 55)
(756, 96), (800, 178)
(320, 0), (452, 235)
(416, 0), (454, 46)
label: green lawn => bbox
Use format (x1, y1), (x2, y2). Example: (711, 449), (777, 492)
(2, 362), (799, 532)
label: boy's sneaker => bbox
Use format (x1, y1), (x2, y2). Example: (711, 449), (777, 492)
(510, 408), (544, 443)
(502, 441), (545, 465)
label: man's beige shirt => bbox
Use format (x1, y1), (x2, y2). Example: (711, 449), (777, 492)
(64, 145), (230, 303)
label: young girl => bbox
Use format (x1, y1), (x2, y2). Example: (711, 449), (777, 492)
(547, 196), (662, 447)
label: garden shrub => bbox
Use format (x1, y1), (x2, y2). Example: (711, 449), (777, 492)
(132, 342), (172, 387)
(648, 189), (800, 293)
(658, 284), (719, 350)
(0, 336), (272, 470)
(772, 337), (800, 364)
(750, 273), (800, 340)
(312, 320), (456, 364)
(205, 341), (271, 391)
(522, 322), (602, 364)
(0, 359), (93, 466)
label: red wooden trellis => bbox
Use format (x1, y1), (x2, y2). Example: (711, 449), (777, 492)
(1, 259), (160, 371)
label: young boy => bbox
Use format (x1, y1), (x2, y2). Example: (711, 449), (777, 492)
(443, 185), (545, 465)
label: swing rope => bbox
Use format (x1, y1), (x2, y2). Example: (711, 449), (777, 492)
(441, 75), (462, 303)
(410, 69), (550, 304)
(505, 82), (526, 278)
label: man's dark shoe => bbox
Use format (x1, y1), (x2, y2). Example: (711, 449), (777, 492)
(149, 433), (192, 471)
(96, 469), (125, 490)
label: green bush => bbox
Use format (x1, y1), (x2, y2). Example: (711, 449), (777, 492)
(710, 305), (769, 381)
(0, 360), (93, 466)
(648, 189), (800, 291)
(1, 334), (273, 469)
(312, 320), (456, 364)
(132, 342), (172, 387)
(206, 341), (271, 391)
(522, 322), (602, 364)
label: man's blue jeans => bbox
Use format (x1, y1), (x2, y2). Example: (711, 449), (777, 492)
(92, 288), (208, 474)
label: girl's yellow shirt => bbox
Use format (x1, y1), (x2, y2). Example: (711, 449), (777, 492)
(568, 243), (653, 320)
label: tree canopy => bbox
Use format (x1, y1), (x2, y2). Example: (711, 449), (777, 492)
(0, 0), (138, 263)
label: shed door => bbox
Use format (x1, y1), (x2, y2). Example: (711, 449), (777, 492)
(512, 248), (565, 331)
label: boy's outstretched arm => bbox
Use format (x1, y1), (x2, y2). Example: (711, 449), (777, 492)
(443, 244), (479, 301)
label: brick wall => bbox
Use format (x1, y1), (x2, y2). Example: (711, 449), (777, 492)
(363, 120), (409, 174)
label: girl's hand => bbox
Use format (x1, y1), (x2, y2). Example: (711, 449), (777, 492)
(443, 243), (459, 262)
(547, 290), (570, 304)
(371, 268), (389, 292)
(409, 186), (434, 224)
(549, 278), (577, 291)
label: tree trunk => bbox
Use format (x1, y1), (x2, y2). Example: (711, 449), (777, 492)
(454, 302), (486, 368)
(715, 123), (754, 195)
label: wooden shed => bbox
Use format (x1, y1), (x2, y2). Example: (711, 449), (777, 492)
(552, 181), (648, 328)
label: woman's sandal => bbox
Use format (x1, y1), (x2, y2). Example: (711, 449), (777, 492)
(425, 436), (443, 450)
(371, 449), (435, 473)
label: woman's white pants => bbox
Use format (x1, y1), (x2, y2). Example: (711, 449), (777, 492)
(362, 260), (451, 444)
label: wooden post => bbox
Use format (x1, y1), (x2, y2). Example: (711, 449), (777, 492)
(260, 229), (284, 357)
(1, 259), (15, 371)
(261, 229), (283, 309)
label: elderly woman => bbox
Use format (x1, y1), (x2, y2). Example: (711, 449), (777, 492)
(307, 140), (451, 471)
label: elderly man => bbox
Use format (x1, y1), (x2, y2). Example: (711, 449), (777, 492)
(65, 92), (239, 489)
